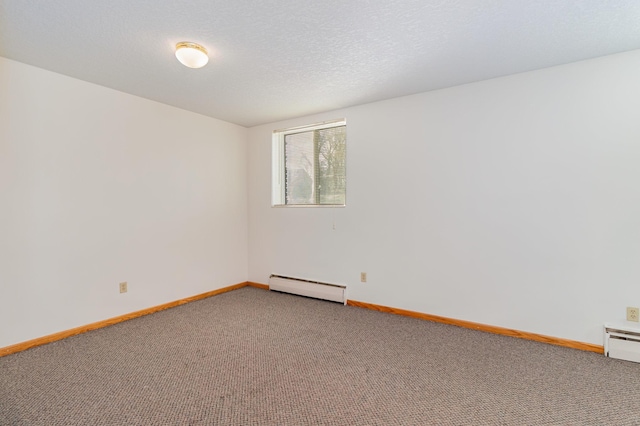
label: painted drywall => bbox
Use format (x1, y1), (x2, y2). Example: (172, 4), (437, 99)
(248, 49), (640, 345)
(0, 57), (248, 348)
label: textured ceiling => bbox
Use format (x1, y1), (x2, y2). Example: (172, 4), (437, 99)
(1, 1), (640, 127)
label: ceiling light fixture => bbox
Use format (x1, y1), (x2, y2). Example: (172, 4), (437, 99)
(175, 42), (209, 69)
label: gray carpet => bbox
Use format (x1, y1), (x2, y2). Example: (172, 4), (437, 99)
(1, 287), (640, 425)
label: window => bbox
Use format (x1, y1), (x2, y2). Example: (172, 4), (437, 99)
(272, 119), (346, 206)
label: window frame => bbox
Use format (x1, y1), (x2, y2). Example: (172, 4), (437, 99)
(272, 118), (347, 208)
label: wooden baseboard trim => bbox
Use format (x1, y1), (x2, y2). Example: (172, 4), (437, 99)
(3, 282), (602, 357)
(347, 299), (603, 354)
(247, 281), (269, 290)
(0, 281), (250, 358)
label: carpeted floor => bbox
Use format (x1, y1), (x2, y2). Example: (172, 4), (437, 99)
(1, 287), (640, 425)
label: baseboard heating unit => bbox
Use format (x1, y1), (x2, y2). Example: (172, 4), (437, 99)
(604, 322), (640, 363)
(269, 274), (346, 304)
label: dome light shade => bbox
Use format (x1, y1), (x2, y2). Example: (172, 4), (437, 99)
(175, 42), (209, 68)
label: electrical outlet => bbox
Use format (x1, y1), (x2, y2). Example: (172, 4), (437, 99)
(627, 307), (639, 322)
(360, 272), (367, 283)
(119, 282), (128, 294)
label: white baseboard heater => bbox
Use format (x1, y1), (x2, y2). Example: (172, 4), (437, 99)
(604, 322), (640, 363)
(269, 274), (346, 304)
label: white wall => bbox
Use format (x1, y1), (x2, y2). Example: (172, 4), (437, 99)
(248, 49), (640, 345)
(0, 57), (248, 348)
(3, 49), (640, 350)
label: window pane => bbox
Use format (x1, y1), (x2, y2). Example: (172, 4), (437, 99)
(284, 125), (346, 205)
(274, 119), (346, 207)
(285, 131), (315, 204)
(315, 126), (346, 205)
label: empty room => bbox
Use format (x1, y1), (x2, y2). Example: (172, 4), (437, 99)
(2, 1), (640, 424)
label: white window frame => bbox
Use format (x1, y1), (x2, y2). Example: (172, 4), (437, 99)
(272, 119), (346, 207)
